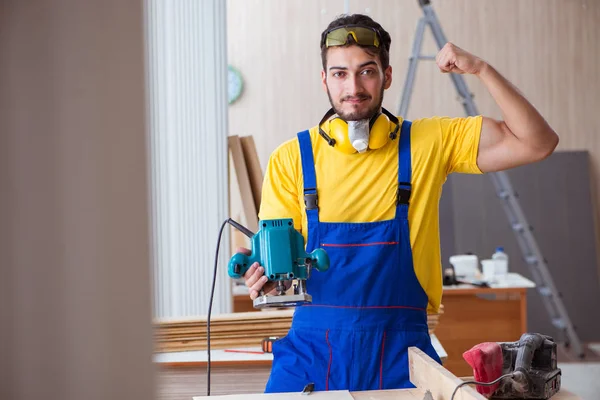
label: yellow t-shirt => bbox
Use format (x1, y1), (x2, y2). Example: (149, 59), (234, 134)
(258, 115), (483, 312)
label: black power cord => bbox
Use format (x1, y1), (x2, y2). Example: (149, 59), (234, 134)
(207, 218), (254, 396)
(450, 372), (515, 400)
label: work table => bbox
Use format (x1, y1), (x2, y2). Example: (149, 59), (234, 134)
(192, 388), (581, 400)
(437, 273), (535, 376)
(186, 348), (581, 400)
(154, 334), (447, 366)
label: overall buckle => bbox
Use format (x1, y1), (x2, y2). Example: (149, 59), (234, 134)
(397, 182), (411, 205)
(304, 190), (319, 210)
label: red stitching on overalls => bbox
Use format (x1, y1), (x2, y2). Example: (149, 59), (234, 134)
(321, 241), (399, 247)
(325, 329), (332, 391)
(379, 331), (386, 389)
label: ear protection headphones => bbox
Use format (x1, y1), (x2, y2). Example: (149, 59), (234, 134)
(318, 107), (400, 154)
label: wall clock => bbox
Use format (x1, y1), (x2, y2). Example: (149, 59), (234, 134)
(228, 65), (244, 105)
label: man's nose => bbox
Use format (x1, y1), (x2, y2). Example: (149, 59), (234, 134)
(345, 74), (363, 95)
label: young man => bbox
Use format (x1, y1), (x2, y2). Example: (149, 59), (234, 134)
(242, 14), (558, 393)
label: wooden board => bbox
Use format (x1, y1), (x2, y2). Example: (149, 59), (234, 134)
(409, 347), (485, 400)
(551, 390), (584, 400)
(190, 348), (478, 399)
(239, 135), (263, 215)
(194, 390), (356, 400)
(160, 363), (581, 400)
(234, 293), (260, 313)
(193, 389), (428, 399)
(352, 389), (426, 399)
(154, 310), (294, 352)
(154, 309), (444, 352)
(228, 135), (258, 232)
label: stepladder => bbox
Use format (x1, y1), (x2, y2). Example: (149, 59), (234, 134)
(398, 0), (584, 357)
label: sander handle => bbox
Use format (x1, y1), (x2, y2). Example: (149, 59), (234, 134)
(514, 333), (550, 375)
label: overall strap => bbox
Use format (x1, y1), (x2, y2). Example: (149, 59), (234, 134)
(396, 120), (412, 220)
(297, 130), (319, 225)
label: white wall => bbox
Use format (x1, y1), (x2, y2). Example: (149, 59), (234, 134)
(146, 0), (232, 318)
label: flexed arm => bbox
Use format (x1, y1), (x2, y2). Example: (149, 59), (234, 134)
(436, 43), (559, 173)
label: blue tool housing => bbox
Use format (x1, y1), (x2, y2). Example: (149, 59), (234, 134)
(228, 218), (329, 281)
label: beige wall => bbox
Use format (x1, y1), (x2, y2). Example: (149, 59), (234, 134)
(227, 0), (600, 187)
(227, 0), (600, 265)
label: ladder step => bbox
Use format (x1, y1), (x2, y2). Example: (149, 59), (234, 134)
(539, 287), (552, 297)
(552, 318), (566, 329)
(512, 223), (525, 232)
(525, 255), (538, 265)
(497, 190), (509, 200)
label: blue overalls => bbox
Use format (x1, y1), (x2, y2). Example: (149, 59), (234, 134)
(264, 120), (441, 393)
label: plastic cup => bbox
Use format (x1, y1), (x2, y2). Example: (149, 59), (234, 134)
(481, 259), (496, 281)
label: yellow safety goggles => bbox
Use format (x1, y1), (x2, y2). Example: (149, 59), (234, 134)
(323, 25), (380, 48)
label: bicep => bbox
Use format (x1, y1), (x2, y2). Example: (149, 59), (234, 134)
(477, 117), (549, 173)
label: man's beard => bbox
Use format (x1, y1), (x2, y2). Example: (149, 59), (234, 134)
(327, 84), (385, 121)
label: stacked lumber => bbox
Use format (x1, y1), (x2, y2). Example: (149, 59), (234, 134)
(154, 305), (444, 353)
(154, 310), (293, 353)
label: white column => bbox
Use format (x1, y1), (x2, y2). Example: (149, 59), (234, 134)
(146, 0), (232, 318)
(0, 1), (154, 399)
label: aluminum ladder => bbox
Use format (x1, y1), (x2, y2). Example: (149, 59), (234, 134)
(398, 0), (584, 357)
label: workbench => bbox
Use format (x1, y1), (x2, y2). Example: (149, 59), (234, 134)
(188, 348), (581, 400)
(154, 334), (446, 366)
(193, 389), (581, 399)
(436, 273), (535, 376)
(155, 336), (446, 397)
(156, 332), (580, 400)
(193, 389), (580, 400)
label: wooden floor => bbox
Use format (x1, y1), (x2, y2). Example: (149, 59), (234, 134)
(157, 366), (270, 400)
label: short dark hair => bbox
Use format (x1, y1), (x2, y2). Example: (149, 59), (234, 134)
(320, 14), (392, 71)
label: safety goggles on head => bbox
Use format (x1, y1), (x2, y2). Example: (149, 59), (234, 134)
(322, 25), (380, 48)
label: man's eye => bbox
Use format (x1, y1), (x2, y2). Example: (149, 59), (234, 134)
(333, 72), (345, 78)
(361, 69), (374, 75)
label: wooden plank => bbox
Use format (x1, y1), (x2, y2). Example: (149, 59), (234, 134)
(194, 390), (356, 399)
(408, 347), (485, 400)
(228, 135), (258, 232)
(352, 388), (425, 399)
(154, 309), (444, 353)
(239, 135), (263, 215)
(156, 310), (294, 324)
(156, 320), (293, 330)
(161, 364), (582, 400)
(552, 390), (583, 400)
(159, 364), (270, 398)
(153, 310), (296, 352)
(234, 293), (260, 313)
(193, 389), (426, 399)
(155, 309), (440, 329)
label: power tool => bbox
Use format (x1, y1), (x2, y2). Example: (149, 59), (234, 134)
(227, 218), (330, 309)
(494, 333), (561, 399)
(463, 333), (561, 399)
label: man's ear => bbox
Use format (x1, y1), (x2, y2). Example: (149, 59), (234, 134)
(321, 70), (327, 92)
(383, 65), (392, 89)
